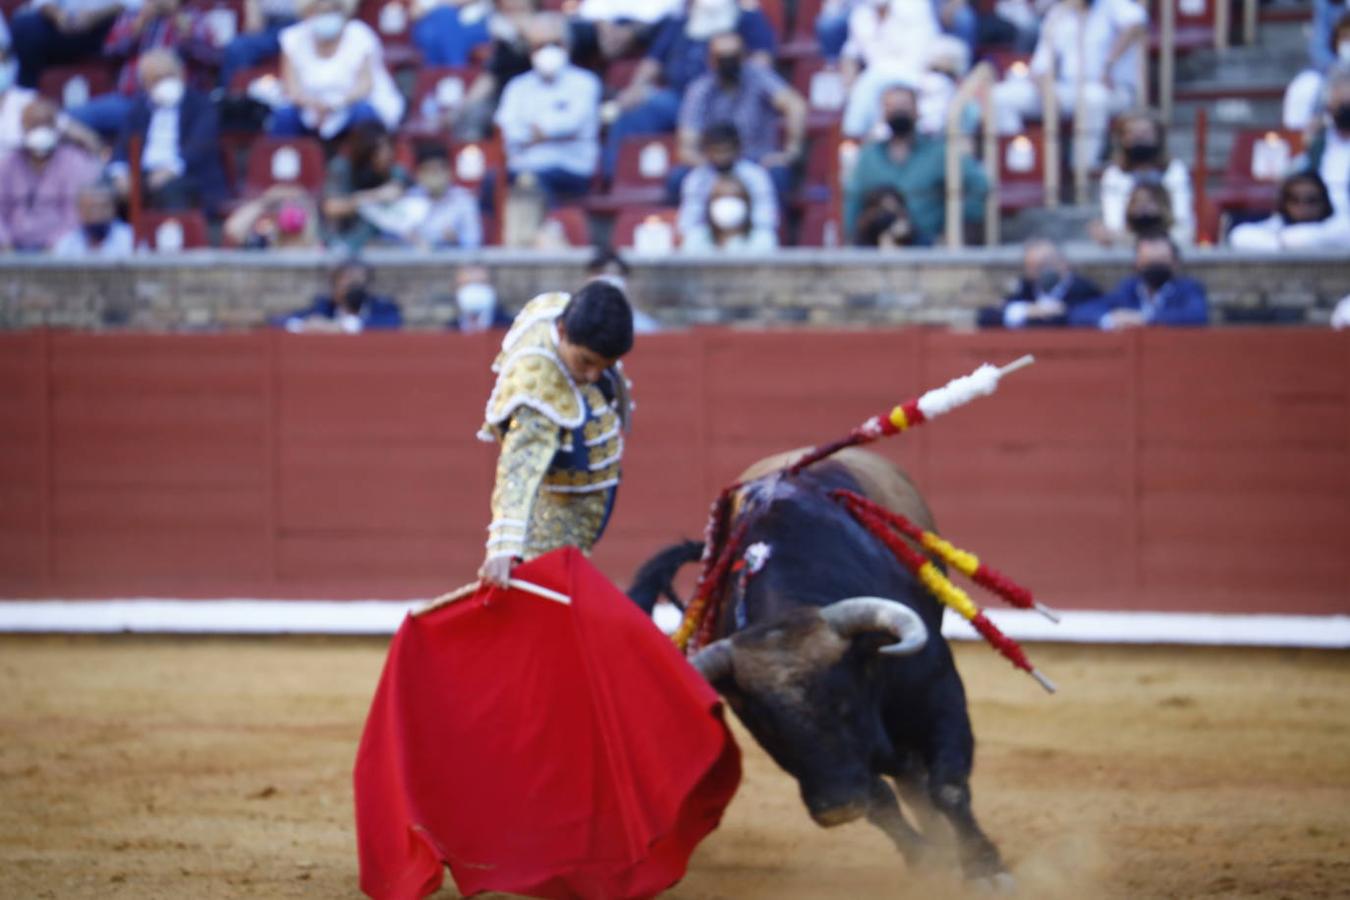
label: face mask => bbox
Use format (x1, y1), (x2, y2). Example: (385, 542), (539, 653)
(531, 43), (567, 77)
(709, 195), (749, 231)
(341, 284), (369, 311)
(0, 60), (16, 92)
(887, 112), (915, 139)
(310, 11), (345, 41)
(715, 55), (742, 82)
(456, 282), (497, 332)
(1034, 268), (1061, 295)
(711, 156), (736, 174)
(83, 220), (112, 243)
(24, 126), (58, 157)
(1123, 142), (1160, 166)
(150, 76), (184, 108)
(1139, 263), (1173, 290)
(1127, 212), (1165, 235)
(1333, 104), (1350, 131)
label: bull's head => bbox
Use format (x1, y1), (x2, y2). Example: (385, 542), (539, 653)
(689, 598), (928, 827)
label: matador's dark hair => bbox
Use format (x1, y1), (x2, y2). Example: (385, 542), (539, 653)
(561, 280), (634, 359)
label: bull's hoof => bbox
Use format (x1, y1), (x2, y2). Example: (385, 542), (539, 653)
(809, 803), (866, 828)
(971, 872), (1017, 894)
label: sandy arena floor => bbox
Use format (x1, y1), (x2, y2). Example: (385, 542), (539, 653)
(0, 635), (1347, 899)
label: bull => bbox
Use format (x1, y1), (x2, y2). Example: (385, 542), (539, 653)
(628, 447), (1013, 887)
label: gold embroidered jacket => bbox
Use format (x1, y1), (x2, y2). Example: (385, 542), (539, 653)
(480, 292), (631, 561)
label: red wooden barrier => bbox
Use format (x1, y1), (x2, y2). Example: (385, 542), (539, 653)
(2, 328), (1348, 614)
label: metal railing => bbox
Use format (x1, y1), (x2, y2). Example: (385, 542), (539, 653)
(943, 62), (997, 248)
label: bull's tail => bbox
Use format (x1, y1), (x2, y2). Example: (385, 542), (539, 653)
(626, 540), (704, 615)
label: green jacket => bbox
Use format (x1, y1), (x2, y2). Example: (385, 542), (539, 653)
(843, 136), (989, 245)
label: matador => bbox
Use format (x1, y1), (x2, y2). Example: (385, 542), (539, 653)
(477, 281), (635, 588)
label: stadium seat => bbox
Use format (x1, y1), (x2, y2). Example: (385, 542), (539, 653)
(244, 136), (327, 195)
(758, 0), (787, 46)
(612, 207), (679, 252)
(779, 0), (824, 60)
(1208, 128), (1304, 217)
(542, 207), (591, 247)
(403, 66), (480, 137)
(38, 63), (117, 109)
(796, 201), (842, 247)
(227, 61), (281, 98)
(993, 128), (1049, 214)
(1148, 0), (1225, 53)
(135, 210), (211, 251)
(790, 58), (846, 131)
(356, 0), (421, 69)
(586, 135), (676, 213)
(798, 126), (849, 205)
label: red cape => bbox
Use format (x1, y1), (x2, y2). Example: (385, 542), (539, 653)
(354, 548), (741, 900)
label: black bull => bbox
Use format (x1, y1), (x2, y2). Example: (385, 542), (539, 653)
(628, 448), (1012, 885)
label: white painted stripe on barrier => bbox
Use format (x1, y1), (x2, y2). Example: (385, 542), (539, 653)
(0, 601), (1347, 648)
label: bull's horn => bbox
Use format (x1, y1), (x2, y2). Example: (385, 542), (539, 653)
(688, 639), (734, 682)
(820, 597), (929, 656)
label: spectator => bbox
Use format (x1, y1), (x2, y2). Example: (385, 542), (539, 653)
(602, 0), (776, 179)
(401, 142), (483, 249)
(853, 185), (920, 247)
(51, 181), (134, 257)
(0, 99), (100, 252)
(1310, 0), (1350, 72)
(817, 0), (861, 59)
(1285, 12), (1350, 131)
(843, 83), (988, 244)
(273, 0), (405, 138)
(1069, 234), (1208, 329)
(992, 0), (1148, 168)
(450, 264), (513, 332)
(676, 30), (806, 196)
(11, 0), (128, 89)
(681, 170), (777, 252)
(220, 0), (301, 89)
(108, 50), (229, 215)
(1332, 292), (1350, 329)
(843, 34), (972, 139)
(840, 0), (941, 115)
(494, 12), (601, 204)
(0, 30), (103, 155)
(999, 238), (1103, 327)
(413, 0), (492, 66)
(446, 0), (546, 140)
(1229, 171), (1350, 250)
(1093, 110), (1193, 246)
(279, 257), (402, 332)
(1303, 65), (1350, 220)
(68, 0), (223, 140)
(321, 120), (411, 248)
(1116, 179), (1178, 244)
(223, 183), (323, 249)
(572, 0), (681, 63)
(678, 122), (777, 246)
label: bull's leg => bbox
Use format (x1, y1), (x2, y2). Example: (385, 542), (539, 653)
(863, 777), (930, 869)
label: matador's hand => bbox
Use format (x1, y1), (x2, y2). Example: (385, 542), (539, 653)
(478, 554), (514, 589)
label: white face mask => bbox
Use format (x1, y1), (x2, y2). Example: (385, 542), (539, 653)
(709, 195), (748, 231)
(531, 44), (567, 78)
(24, 126), (58, 157)
(310, 11), (346, 41)
(150, 76), (185, 108)
(456, 282), (497, 332)
(0, 60), (16, 92)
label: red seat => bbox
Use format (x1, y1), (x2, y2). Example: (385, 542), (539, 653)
(993, 128), (1049, 214)
(542, 206), (591, 247)
(38, 63), (118, 109)
(244, 136), (328, 195)
(612, 207), (679, 251)
(356, 0), (421, 69)
(443, 136), (505, 244)
(403, 66), (480, 137)
(1209, 128), (1304, 216)
(586, 135), (676, 213)
(796, 201), (842, 247)
(228, 61), (281, 97)
(135, 210), (211, 251)
(1148, 0), (1225, 52)
(779, 0), (824, 59)
(790, 58), (845, 131)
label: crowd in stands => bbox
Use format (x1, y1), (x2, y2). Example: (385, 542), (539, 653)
(0, 0), (1345, 322)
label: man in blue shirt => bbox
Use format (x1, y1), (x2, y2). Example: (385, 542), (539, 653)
(1069, 234), (1210, 329)
(601, 0), (776, 179)
(278, 259), (403, 333)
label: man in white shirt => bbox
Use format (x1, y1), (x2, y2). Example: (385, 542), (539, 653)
(11, 0), (130, 88)
(1312, 66), (1350, 220)
(992, 0), (1147, 166)
(494, 12), (602, 203)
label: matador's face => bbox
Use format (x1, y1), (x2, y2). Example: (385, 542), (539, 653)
(555, 323), (617, 386)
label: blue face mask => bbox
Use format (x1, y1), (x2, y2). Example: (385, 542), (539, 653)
(83, 221), (112, 243)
